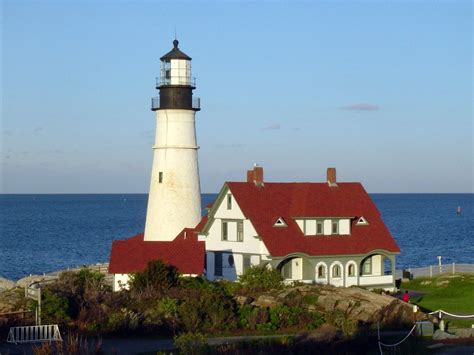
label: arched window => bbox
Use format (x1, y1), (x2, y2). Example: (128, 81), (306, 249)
(318, 265), (326, 278)
(348, 264), (355, 276)
(332, 265), (341, 278)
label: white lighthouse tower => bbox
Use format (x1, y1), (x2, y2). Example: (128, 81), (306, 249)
(144, 39), (202, 242)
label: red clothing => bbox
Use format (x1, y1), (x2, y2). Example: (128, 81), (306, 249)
(402, 293), (410, 302)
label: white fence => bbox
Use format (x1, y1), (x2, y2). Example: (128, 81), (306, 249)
(396, 263), (474, 279)
(7, 324), (62, 344)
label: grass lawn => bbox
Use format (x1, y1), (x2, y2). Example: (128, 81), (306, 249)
(401, 273), (474, 328)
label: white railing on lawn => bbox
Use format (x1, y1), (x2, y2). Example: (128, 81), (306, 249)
(7, 325), (62, 344)
(396, 263), (474, 279)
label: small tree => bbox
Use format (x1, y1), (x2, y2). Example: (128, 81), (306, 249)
(238, 265), (283, 292)
(130, 259), (179, 293)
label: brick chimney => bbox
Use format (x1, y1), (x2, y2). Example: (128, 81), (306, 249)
(247, 164), (264, 187)
(327, 167), (337, 187)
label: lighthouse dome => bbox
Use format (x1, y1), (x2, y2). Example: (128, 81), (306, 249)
(160, 39), (192, 61)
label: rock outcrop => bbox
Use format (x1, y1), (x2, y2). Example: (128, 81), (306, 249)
(0, 277), (15, 292)
(246, 284), (435, 327)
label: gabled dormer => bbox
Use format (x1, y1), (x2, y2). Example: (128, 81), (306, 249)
(273, 217), (287, 227)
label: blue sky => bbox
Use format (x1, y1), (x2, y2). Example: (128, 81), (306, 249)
(1, 0), (472, 193)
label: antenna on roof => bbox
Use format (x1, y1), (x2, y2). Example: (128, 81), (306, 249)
(174, 27), (177, 41)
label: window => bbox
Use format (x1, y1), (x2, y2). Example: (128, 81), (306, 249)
(363, 257), (372, 275)
(357, 216), (369, 225)
(274, 217), (287, 227)
(316, 222), (323, 234)
(237, 221), (244, 242)
(332, 221), (338, 234)
(348, 264), (355, 277)
(227, 195), (232, 210)
(158, 172), (163, 183)
(222, 221), (228, 241)
(243, 256), (251, 273)
(317, 265), (326, 278)
(332, 265), (341, 278)
(228, 254), (234, 267)
(282, 261), (292, 279)
(214, 252), (222, 276)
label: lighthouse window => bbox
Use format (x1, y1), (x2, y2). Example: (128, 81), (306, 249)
(158, 172), (163, 183)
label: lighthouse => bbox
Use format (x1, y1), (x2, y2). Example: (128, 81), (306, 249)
(144, 39), (202, 242)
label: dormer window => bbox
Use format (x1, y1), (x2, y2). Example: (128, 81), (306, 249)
(316, 222), (323, 234)
(332, 221), (338, 234)
(273, 217), (287, 227)
(357, 216), (369, 225)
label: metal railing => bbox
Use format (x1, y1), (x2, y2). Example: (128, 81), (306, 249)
(7, 325), (62, 344)
(156, 76), (196, 87)
(151, 97), (200, 110)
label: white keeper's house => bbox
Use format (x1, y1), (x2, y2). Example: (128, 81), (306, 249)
(108, 40), (400, 291)
(199, 165), (400, 290)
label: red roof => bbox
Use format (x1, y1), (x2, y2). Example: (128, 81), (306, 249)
(109, 227), (205, 275)
(226, 182), (400, 257)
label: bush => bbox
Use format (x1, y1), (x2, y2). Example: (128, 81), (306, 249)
(130, 260), (179, 293)
(238, 304), (254, 328)
(238, 266), (283, 292)
(269, 305), (305, 329)
(305, 311), (325, 330)
(174, 332), (208, 354)
(41, 288), (70, 324)
(177, 287), (236, 333)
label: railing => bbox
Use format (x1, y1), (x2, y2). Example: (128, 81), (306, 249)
(156, 76), (196, 87)
(395, 263), (474, 279)
(7, 325), (62, 344)
(151, 97), (200, 111)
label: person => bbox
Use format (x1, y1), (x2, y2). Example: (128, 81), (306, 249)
(402, 290), (410, 303)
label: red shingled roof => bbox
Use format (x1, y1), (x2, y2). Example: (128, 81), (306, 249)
(109, 227), (205, 275)
(226, 182), (400, 257)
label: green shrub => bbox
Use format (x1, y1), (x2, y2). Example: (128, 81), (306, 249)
(178, 276), (212, 290)
(302, 294), (319, 305)
(107, 308), (141, 332)
(326, 309), (357, 337)
(130, 259), (179, 292)
(238, 266), (283, 292)
(174, 332), (208, 354)
(217, 279), (242, 295)
(306, 311), (325, 330)
(41, 288), (70, 324)
(177, 287), (236, 333)
(238, 304), (254, 328)
(247, 307), (269, 330)
(269, 305), (304, 329)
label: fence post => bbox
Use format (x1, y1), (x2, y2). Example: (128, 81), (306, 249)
(430, 265), (432, 278)
(452, 262), (455, 274)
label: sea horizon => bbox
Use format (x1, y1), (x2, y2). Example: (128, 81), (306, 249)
(1, 193), (473, 281)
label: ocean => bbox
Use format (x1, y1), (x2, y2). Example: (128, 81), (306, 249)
(1, 193), (472, 281)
